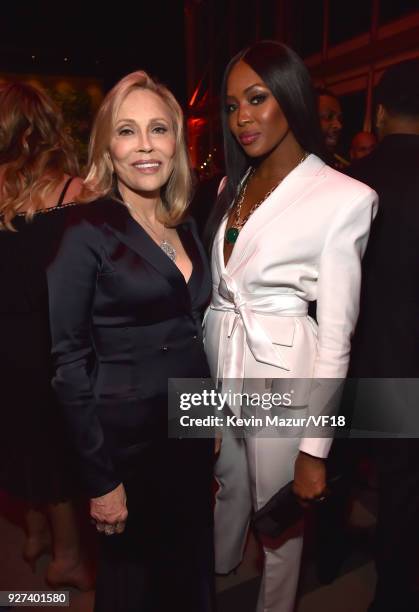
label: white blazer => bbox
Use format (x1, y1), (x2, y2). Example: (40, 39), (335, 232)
(204, 153), (378, 457)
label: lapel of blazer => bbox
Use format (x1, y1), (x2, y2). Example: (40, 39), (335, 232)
(103, 199), (189, 301)
(225, 154), (327, 275)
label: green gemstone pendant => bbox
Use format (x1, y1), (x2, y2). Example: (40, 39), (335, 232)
(226, 227), (240, 244)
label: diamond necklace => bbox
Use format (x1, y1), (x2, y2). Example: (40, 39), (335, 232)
(125, 201), (177, 261)
(225, 151), (309, 244)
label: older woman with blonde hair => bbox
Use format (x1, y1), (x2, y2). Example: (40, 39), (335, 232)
(47, 70), (214, 612)
(0, 81), (91, 589)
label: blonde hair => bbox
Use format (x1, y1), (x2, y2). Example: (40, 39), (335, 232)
(0, 82), (79, 230)
(80, 70), (192, 225)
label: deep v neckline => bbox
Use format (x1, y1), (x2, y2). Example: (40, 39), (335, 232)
(128, 214), (195, 285)
(219, 155), (317, 272)
(221, 167), (260, 270)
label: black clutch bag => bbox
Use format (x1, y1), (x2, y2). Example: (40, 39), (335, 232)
(252, 474), (343, 538)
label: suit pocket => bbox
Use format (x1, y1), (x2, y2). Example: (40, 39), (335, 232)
(95, 360), (141, 401)
(254, 314), (296, 347)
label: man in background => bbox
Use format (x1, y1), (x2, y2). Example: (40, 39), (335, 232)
(349, 130), (377, 161)
(317, 87), (349, 169)
(348, 59), (419, 612)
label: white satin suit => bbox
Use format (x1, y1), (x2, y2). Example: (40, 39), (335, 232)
(204, 154), (378, 612)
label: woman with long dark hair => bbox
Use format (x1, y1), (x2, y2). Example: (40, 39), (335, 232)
(204, 41), (378, 612)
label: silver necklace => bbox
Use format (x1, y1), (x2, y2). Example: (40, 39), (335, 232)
(125, 202), (177, 261)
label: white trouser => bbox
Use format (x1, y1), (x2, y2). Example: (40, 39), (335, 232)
(214, 428), (252, 573)
(215, 432), (303, 612)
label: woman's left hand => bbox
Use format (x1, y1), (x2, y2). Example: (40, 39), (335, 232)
(293, 451), (327, 507)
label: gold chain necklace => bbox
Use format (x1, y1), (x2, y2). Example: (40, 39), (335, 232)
(125, 202), (177, 261)
(225, 151), (309, 244)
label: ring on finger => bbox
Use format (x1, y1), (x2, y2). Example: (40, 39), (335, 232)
(115, 522), (126, 532)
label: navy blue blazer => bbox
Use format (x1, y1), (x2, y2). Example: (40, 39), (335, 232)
(47, 198), (211, 498)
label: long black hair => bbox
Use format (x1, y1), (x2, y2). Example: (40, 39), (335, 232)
(205, 40), (325, 248)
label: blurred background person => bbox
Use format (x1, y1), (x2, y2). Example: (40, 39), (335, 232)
(317, 87), (349, 170)
(0, 82), (91, 590)
(348, 58), (419, 612)
(350, 131), (377, 162)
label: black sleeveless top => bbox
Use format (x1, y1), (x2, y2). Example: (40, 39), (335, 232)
(0, 178), (80, 503)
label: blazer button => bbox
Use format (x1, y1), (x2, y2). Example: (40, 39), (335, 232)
(193, 335), (197, 340)
(161, 346), (169, 352)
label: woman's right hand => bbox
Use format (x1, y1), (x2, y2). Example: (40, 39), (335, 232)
(90, 483), (128, 535)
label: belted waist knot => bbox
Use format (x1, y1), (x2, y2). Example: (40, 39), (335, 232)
(210, 272), (308, 384)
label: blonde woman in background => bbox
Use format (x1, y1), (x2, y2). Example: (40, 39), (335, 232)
(0, 82), (90, 589)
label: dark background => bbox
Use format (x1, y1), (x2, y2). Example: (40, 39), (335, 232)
(0, 1), (187, 102)
(3, 0), (419, 164)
